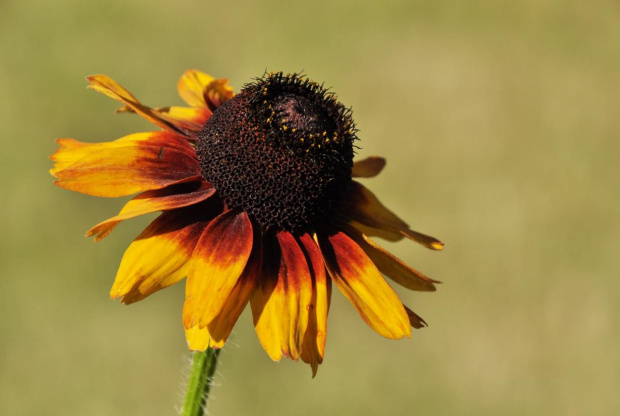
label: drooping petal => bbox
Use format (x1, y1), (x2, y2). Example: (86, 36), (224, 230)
(251, 232), (313, 361)
(343, 181), (444, 250)
(51, 132), (201, 197)
(183, 210), (254, 330)
(87, 75), (187, 135)
(404, 305), (427, 329)
(352, 156), (386, 178)
(298, 233), (331, 376)
(86, 182), (215, 241)
(318, 230), (411, 340)
(110, 207), (210, 304)
(344, 225), (439, 292)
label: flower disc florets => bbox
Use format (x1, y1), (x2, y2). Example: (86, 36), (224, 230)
(196, 72), (357, 232)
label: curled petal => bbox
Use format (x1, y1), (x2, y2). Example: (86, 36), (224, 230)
(51, 132), (201, 197)
(177, 70), (216, 107)
(344, 181), (444, 250)
(87, 75), (187, 135)
(319, 230), (411, 340)
(352, 156), (386, 178)
(251, 232), (313, 361)
(344, 225), (439, 292)
(298, 233), (331, 377)
(183, 210), (254, 330)
(203, 79), (234, 111)
(87, 182), (215, 241)
(110, 208), (210, 304)
(177, 69), (234, 110)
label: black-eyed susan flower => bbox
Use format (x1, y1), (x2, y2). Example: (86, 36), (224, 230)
(51, 70), (443, 375)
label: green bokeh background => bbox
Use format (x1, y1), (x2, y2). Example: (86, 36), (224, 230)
(1, 1), (618, 415)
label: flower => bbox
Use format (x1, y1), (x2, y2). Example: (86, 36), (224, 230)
(51, 70), (443, 375)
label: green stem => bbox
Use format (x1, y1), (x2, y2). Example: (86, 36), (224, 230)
(181, 347), (221, 416)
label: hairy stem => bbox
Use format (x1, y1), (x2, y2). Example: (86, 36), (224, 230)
(181, 347), (221, 416)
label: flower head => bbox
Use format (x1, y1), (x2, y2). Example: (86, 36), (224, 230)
(51, 70), (443, 375)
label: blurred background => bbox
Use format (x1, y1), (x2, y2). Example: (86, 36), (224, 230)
(1, 0), (618, 414)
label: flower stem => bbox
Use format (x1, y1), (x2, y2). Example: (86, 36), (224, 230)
(181, 347), (221, 416)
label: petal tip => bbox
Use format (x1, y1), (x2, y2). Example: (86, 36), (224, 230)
(431, 241), (445, 251)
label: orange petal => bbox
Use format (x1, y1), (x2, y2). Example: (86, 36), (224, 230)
(183, 210), (254, 330)
(298, 233), (331, 377)
(343, 181), (444, 250)
(344, 225), (439, 292)
(206, 239), (262, 349)
(404, 305), (427, 329)
(87, 75), (189, 135)
(51, 132), (201, 197)
(318, 230), (411, 340)
(251, 232), (313, 361)
(110, 208), (210, 304)
(352, 156), (386, 178)
(177, 70), (216, 107)
(86, 182), (214, 241)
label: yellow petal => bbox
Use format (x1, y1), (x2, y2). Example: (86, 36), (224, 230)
(319, 230), (411, 340)
(345, 225), (439, 292)
(203, 79), (234, 110)
(207, 241), (262, 348)
(251, 232), (313, 361)
(183, 210), (254, 329)
(298, 233), (331, 376)
(177, 70), (215, 107)
(185, 325), (211, 351)
(110, 209), (209, 304)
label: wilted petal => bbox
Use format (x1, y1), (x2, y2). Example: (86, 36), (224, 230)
(352, 156), (386, 178)
(344, 181), (444, 250)
(404, 305), (427, 329)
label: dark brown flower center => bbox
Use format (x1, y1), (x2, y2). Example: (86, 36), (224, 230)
(196, 72), (356, 232)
